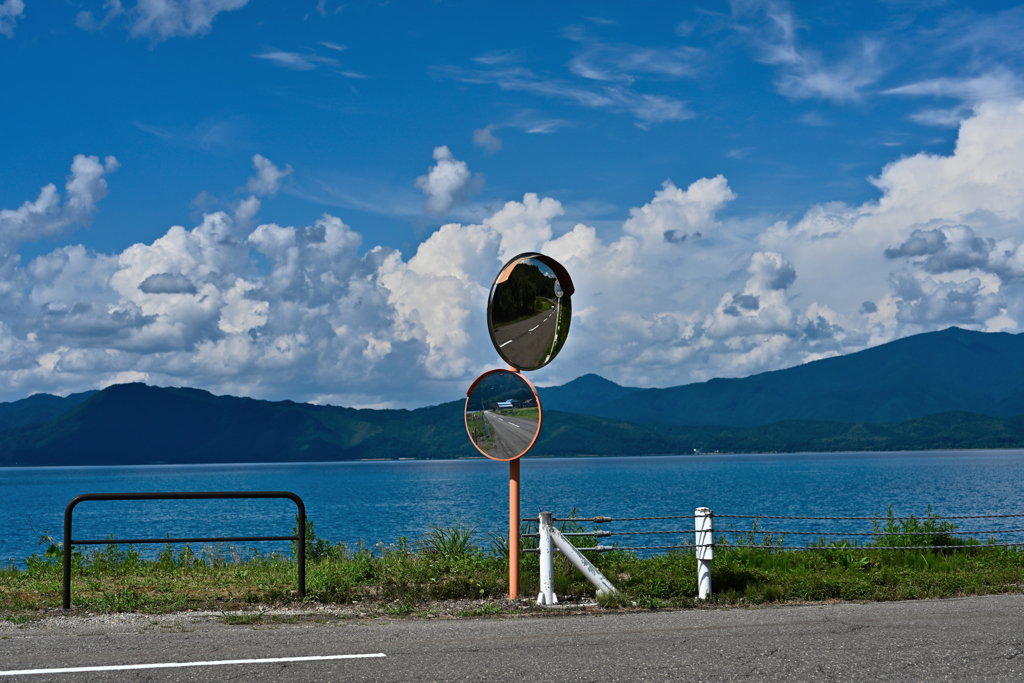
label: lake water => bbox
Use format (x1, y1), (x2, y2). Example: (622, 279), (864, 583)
(4, 450), (1024, 566)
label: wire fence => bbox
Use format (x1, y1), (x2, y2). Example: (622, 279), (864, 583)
(525, 513), (1024, 522)
(521, 511), (1024, 553)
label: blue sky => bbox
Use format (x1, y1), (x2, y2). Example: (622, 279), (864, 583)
(2, 0), (1024, 408)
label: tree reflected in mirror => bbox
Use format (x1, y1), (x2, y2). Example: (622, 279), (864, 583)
(488, 255), (572, 371)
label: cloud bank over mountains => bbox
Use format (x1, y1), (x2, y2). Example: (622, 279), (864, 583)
(3, 101), (1024, 407)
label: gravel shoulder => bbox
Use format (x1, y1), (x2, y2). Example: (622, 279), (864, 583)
(4, 596), (1024, 681)
(0, 592), (1010, 634)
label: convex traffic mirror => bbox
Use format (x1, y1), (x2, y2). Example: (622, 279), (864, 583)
(464, 369), (542, 461)
(487, 253), (574, 371)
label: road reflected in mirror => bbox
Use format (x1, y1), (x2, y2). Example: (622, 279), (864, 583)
(465, 370), (541, 461)
(488, 255), (572, 371)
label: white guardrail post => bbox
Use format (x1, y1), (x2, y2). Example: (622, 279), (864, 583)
(537, 511), (557, 605)
(536, 512), (617, 601)
(695, 507), (713, 599)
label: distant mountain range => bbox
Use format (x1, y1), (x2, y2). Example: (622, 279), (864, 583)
(0, 390), (97, 432)
(3, 326), (1024, 466)
(0, 384), (471, 466)
(540, 327), (1024, 427)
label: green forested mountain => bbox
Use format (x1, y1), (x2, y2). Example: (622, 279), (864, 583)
(2, 385), (1024, 466)
(4, 327), (1024, 465)
(0, 383), (472, 466)
(537, 373), (641, 413)
(578, 327), (1024, 426)
(0, 390), (96, 432)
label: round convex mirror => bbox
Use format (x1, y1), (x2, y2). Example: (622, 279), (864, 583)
(465, 369), (542, 461)
(487, 253), (574, 371)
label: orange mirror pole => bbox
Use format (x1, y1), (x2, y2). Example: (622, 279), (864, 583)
(509, 456), (520, 599)
(476, 253), (571, 601)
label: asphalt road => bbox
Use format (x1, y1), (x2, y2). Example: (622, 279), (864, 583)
(494, 300), (558, 369)
(484, 410), (538, 459)
(3, 595), (1024, 681)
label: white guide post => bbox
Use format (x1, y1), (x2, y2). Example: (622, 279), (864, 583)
(695, 507), (713, 600)
(537, 511), (557, 605)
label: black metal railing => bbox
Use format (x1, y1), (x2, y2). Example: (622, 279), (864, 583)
(63, 491), (305, 609)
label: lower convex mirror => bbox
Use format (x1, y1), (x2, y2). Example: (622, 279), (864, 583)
(464, 369), (542, 461)
(488, 253), (573, 371)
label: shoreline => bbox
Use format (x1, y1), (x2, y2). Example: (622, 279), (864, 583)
(4, 446), (1024, 470)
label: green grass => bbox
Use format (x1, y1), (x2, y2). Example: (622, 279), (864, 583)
(459, 602), (503, 616)
(465, 412), (495, 453)
(3, 511), (1023, 615)
(423, 518), (480, 560)
(500, 407), (539, 421)
(3, 615), (33, 624)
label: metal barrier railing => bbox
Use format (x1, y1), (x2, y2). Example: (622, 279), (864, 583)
(522, 509), (1024, 603)
(62, 491), (306, 609)
(523, 512), (1024, 551)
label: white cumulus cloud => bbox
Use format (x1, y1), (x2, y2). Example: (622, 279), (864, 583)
(762, 99), (1024, 342)
(415, 146), (474, 215)
(245, 154), (293, 197)
(0, 155), (118, 256)
(4, 101), (1024, 406)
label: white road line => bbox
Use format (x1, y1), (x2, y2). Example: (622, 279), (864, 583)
(0, 654), (387, 677)
(499, 340), (513, 347)
(528, 325), (539, 332)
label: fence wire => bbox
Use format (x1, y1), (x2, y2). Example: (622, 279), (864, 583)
(715, 528), (1024, 536)
(524, 527), (1024, 538)
(523, 511), (1024, 553)
(716, 513), (1024, 520)
(530, 513), (1024, 523)
(713, 542), (1024, 551)
(526, 541), (1024, 553)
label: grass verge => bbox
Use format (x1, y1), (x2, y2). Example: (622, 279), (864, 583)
(465, 412), (495, 453)
(499, 407), (540, 421)
(2, 511), (1023, 616)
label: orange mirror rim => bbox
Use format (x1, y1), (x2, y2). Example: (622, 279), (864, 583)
(492, 253), (575, 295)
(464, 368), (543, 461)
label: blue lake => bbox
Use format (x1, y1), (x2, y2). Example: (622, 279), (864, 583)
(4, 450), (1024, 566)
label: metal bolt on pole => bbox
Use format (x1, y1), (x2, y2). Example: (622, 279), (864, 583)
(537, 511), (557, 605)
(696, 507), (713, 600)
